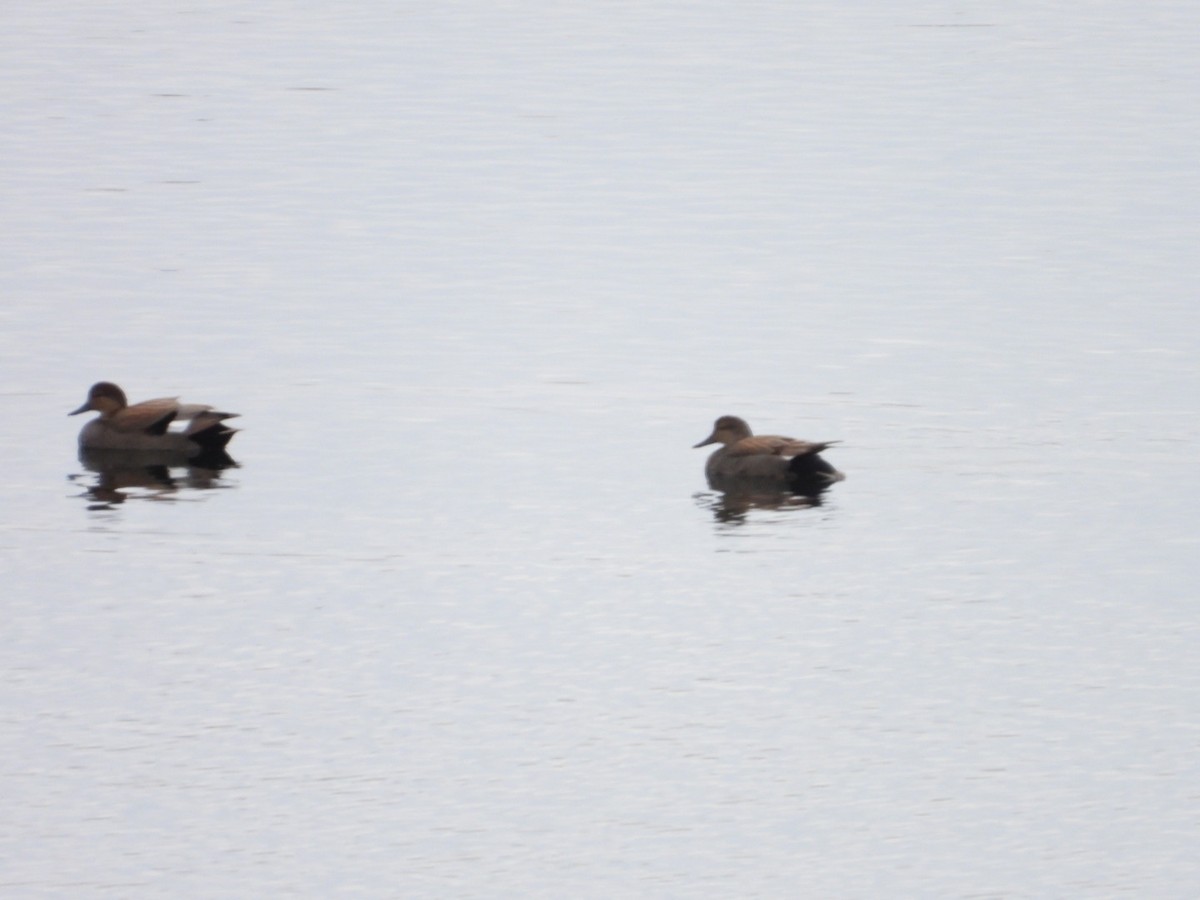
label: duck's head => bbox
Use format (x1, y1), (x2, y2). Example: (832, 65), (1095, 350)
(69, 382), (128, 417)
(693, 415), (753, 448)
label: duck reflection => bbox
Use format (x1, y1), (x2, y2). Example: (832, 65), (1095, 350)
(72, 447), (238, 508)
(695, 485), (826, 524)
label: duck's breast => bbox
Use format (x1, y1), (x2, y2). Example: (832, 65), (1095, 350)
(78, 419), (192, 452)
(706, 448), (792, 484)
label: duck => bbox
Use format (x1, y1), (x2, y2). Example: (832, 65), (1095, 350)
(69, 381), (239, 456)
(693, 414), (843, 494)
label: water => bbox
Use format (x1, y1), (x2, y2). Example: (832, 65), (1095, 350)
(3, 2), (1199, 896)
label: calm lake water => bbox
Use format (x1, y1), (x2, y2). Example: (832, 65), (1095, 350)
(3, 2), (1199, 897)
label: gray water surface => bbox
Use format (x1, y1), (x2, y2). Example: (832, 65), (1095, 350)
(3, 3), (1199, 897)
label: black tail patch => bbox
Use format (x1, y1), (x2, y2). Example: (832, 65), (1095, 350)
(189, 421), (237, 452)
(788, 452), (843, 495)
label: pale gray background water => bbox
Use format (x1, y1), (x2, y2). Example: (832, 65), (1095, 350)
(3, 2), (1199, 897)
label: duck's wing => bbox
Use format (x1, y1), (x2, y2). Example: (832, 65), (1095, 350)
(109, 398), (179, 435)
(174, 402), (238, 422)
(183, 410), (239, 438)
(727, 435), (836, 458)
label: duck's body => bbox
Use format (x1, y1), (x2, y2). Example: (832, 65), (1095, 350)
(694, 415), (843, 493)
(70, 382), (238, 456)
